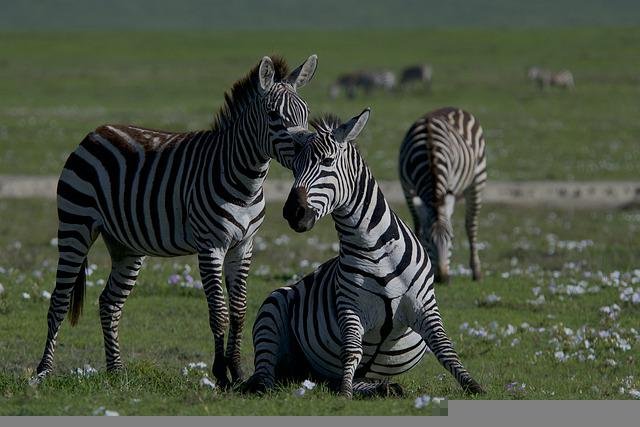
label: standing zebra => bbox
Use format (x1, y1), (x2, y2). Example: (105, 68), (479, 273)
(35, 54), (318, 388)
(243, 109), (484, 398)
(399, 107), (487, 283)
(329, 69), (396, 99)
(399, 64), (433, 90)
(528, 67), (575, 90)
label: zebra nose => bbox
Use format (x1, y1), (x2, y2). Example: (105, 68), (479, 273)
(283, 187), (315, 232)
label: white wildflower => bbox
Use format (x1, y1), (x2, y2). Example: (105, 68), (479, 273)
(414, 395), (431, 409)
(503, 324), (517, 336)
(293, 387), (306, 397)
(104, 410), (119, 416)
(49, 237), (58, 247)
(73, 364), (97, 377)
(41, 290), (51, 300)
(199, 376), (216, 389)
(554, 351), (569, 362)
(21, 292), (31, 300)
(432, 397), (445, 406)
(629, 389), (640, 399)
(302, 379), (316, 390)
(485, 294), (501, 304)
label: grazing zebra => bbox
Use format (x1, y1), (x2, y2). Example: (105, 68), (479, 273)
(243, 109), (484, 398)
(35, 54), (318, 388)
(399, 107), (487, 283)
(329, 69), (396, 99)
(399, 64), (433, 90)
(528, 66), (575, 89)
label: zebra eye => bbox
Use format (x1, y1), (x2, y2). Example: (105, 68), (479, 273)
(321, 157), (335, 167)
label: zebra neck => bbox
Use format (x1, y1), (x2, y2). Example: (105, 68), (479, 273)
(332, 173), (399, 254)
(215, 109), (272, 199)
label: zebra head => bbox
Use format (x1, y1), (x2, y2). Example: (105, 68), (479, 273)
(258, 55), (318, 168)
(283, 108), (370, 232)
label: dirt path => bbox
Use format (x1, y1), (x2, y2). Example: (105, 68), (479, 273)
(1, 175), (639, 209)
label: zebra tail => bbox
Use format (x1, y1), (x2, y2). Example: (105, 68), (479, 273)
(69, 258), (87, 327)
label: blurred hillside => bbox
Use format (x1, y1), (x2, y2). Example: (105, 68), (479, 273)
(1, 0), (639, 30)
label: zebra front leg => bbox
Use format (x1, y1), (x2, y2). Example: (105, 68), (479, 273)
(413, 306), (484, 394)
(37, 222), (97, 377)
(198, 249), (230, 388)
(464, 183), (484, 281)
(99, 254), (144, 372)
(223, 239), (253, 384)
(336, 295), (364, 399)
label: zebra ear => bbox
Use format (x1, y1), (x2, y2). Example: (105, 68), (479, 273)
(259, 56), (275, 92)
(287, 54), (318, 90)
(333, 108), (371, 146)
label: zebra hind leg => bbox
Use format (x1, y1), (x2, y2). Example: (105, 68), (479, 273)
(36, 219), (98, 378)
(99, 249), (145, 372)
(464, 183), (483, 281)
(416, 309), (485, 394)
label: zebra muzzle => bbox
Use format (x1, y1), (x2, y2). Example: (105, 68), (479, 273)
(283, 187), (316, 232)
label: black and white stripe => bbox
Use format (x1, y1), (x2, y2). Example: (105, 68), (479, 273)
(35, 55), (318, 388)
(244, 110), (484, 398)
(399, 107), (487, 283)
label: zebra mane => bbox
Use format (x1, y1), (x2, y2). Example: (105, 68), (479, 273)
(211, 56), (290, 134)
(310, 113), (342, 133)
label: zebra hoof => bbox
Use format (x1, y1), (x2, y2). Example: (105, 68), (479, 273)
(239, 374), (271, 394)
(384, 382), (405, 398)
(28, 371), (50, 386)
(212, 361), (231, 390)
(106, 363), (124, 373)
(463, 379), (486, 395)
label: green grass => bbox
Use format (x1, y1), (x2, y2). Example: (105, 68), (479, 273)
(1, 28), (640, 180)
(1, 199), (639, 415)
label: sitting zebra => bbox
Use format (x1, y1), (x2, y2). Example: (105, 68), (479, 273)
(329, 69), (397, 99)
(242, 109), (484, 398)
(528, 66), (575, 90)
(34, 54), (318, 388)
(399, 64), (433, 90)
(399, 107), (487, 283)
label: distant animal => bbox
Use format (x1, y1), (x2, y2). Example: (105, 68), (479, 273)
(329, 69), (397, 99)
(34, 54), (318, 388)
(243, 109), (485, 398)
(399, 64), (433, 90)
(399, 107), (487, 283)
(528, 66), (575, 89)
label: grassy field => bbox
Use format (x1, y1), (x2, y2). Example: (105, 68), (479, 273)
(1, 28), (640, 181)
(1, 198), (639, 415)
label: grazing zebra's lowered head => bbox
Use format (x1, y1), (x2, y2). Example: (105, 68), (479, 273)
(214, 54), (318, 168)
(283, 109), (370, 232)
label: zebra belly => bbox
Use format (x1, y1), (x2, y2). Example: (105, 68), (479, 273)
(58, 155), (198, 257)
